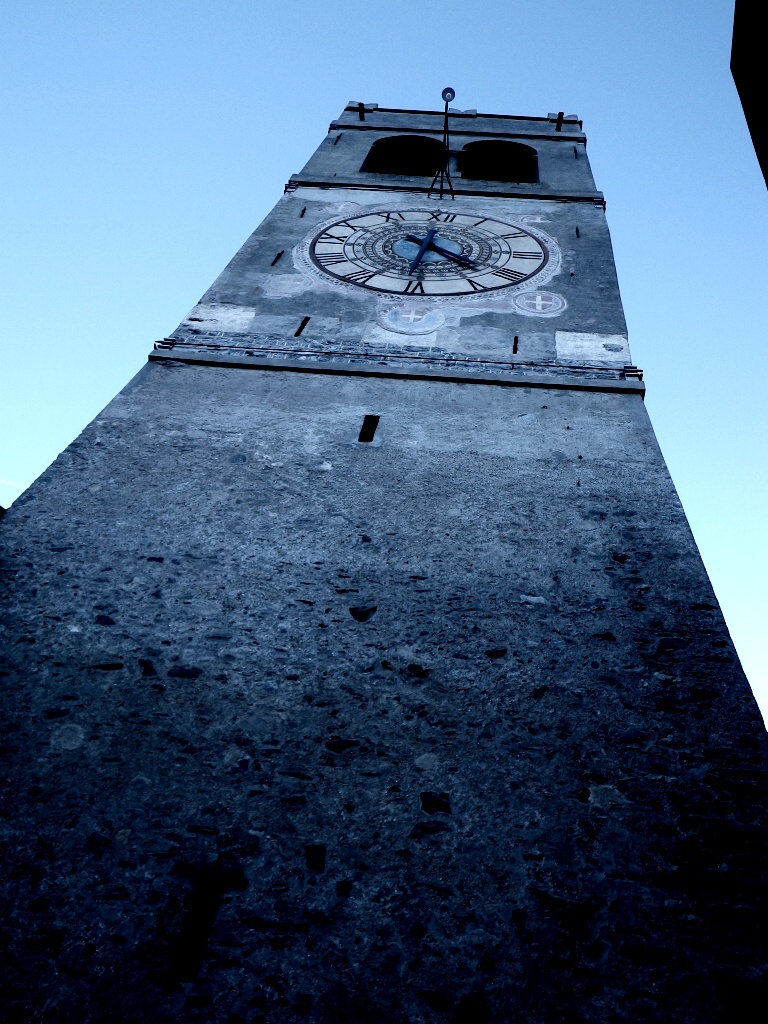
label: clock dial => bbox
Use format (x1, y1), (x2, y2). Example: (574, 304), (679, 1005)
(308, 209), (549, 296)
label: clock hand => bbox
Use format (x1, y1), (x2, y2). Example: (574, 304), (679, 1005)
(429, 242), (474, 267)
(408, 228), (438, 274)
(404, 232), (474, 268)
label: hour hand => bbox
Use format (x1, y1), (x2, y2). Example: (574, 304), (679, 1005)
(431, 242), (474, 267)
(404, 232), (474, 268)
(407, 228), (438, 274)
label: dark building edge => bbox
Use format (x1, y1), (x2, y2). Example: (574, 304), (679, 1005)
(731, 0), (768, 187)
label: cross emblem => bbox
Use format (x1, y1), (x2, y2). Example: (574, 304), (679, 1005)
(527, 293), (555, 311)
(515, 291), (564, 315)
(399, 308), (427, 323)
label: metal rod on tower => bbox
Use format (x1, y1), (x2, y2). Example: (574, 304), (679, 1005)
(429, 87), (456, 200)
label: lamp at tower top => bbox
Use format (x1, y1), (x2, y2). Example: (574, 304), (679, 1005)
(429, 87), (457, 200)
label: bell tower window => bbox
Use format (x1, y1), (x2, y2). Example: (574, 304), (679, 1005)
(361, 135), (444, 177)
(459, 140), (538, 183)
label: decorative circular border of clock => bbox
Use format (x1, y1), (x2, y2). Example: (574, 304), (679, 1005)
(295, 208), (562, 303)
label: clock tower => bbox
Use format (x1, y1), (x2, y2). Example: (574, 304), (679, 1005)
(2, 99), (767, 1022)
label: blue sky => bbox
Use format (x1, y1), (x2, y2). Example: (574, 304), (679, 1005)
(2, 0), (766, 713)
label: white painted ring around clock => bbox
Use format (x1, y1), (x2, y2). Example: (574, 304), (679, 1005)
(296, 208), (562, 299)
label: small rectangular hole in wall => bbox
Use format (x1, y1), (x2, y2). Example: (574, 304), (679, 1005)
(513, 335), (519, 355)
(294, 316), (311, 337)
(357, 415), (380, 443)
(271, 250), (284, 266)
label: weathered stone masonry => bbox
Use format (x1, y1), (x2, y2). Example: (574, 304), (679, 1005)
(1, 103), (767, 1023)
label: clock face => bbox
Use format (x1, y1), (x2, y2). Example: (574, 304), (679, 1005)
(308, 209), (550, 296)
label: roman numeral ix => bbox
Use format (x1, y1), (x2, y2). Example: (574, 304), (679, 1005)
(343, 269), (375, 284)
(495, 268), (526, 282)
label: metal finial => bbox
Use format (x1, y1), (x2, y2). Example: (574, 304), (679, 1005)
(429, 89), (457, 200)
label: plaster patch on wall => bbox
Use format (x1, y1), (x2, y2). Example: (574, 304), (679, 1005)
(261, 274), (315, 298)
(555, 331), (630, 366)
(377, 304), (446, 335)
(184, 303), (255, 333)
(249, 314), (308, 335)
(434, 327), (512, 360)
(290, 188), (566, 223)
(363, 324), (438, 349)
(361, 319), (518, 361)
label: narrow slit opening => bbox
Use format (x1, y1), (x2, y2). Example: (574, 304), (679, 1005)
(357, 415), (380, 443)
(294, 316), (311, 337)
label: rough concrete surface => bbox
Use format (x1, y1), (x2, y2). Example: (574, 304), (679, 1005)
(2, 365), (767, 1022)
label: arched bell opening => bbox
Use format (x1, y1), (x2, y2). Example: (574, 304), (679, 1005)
(360, 135), (444, 177)
(458, 140), (538, 183)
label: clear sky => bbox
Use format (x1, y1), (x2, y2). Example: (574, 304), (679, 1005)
(2, 1), (766, 715)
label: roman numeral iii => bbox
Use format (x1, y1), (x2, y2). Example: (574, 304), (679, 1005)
(495, 268), (526, 282)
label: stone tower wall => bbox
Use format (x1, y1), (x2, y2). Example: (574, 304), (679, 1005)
(1, 103), (767, 1023)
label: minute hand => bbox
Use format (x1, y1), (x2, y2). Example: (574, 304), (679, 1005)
(407, 228), (438, 274)
(405, 233), (475, 268)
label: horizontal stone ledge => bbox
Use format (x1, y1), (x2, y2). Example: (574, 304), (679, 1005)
(283, 177), (604, 204)
(342, 105), (577, 123)
(148, 350), (645, 397)
(328, 121), (586, 143)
